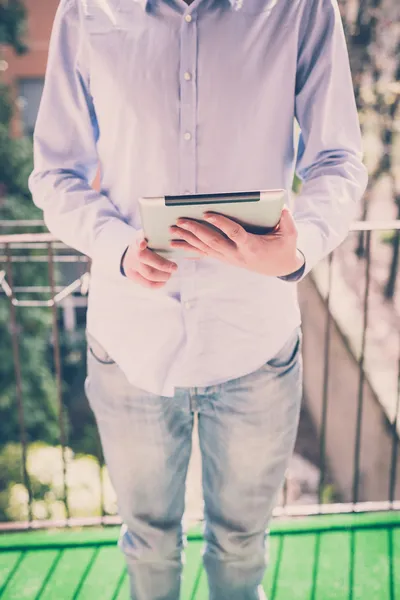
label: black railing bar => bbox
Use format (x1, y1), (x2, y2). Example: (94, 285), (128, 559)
(388, 335), (400, 502)
(0, 501), (399, 534)
(0, 220), (45, 227)
(81, 272), (90, 295)
(12, 300), (53, 308)
(8, 286), (73, 293)
(273, 500), (400, 518)
(48, 242), (70, 520)
(0, 219), (398, 247)
(5, 245), (34, 524)
(0, 271), (12, 299)
(0, 515), (122, 532)
(0, 256), (89, 264)
(0, 243), (68, 250)
(350, 221), (400, 232)
(53, 277), (88, 305)
(352, 230), (371, 504)
(318, 252), (333, 506)
(1, 298), (88, 309)
(282, 477), (288, 507)
(2, 279), (90, 307)
(0, 243), (65, 252)
(94, 430), (107, 522)
(1, 279), (90, 297)
(0, 233), (57, 244)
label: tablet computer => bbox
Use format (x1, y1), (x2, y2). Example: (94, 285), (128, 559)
(138, 189), (286, 257)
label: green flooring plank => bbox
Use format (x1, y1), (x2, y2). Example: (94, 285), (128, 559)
(273, 533), (317, 600)
(1, 550), (58, 600)
(0, 512), (399, 550)
(77, 546), (126, 600)
(0, 527), (120, 550)
(352, 529), (391, 600)
(392, 528), (400, 597)
(191, 569), (208, 600)
(313, 530), (351, 600)
(262, 534), (279, 598)
(270, 511), (400, 535)
(182, 541), (204, 600)
(113, 573), (130, 600)
(39, 547), (96, 600)
(0, 552), (23, 595)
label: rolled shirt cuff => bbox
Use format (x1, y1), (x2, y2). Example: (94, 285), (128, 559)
(277, 250), (306, 282)
(92, 218), (139, 276)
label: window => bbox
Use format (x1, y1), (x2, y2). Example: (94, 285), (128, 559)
(17, 78), (45, 136)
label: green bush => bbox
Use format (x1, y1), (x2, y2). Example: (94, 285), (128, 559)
(0, 442), (117, 522)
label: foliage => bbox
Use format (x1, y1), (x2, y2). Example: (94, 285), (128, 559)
(339, 0), (400, 298)
(0, 0), (28, 55)
(0, 2), (60, 446)
(54, 329), (99, 457)
(0, 442), (117, 522)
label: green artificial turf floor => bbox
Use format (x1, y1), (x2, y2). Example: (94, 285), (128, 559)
(0, 511), (399, 599)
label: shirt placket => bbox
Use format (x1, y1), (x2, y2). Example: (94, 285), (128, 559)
(179, 10), (197, 196)
(178, 7), (199, 356)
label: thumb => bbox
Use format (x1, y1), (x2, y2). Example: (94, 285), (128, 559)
(136, 231), (148, 252)
(278, 206), (297, 237)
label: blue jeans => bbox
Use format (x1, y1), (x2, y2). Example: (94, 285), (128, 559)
(85, 327), (303, 600)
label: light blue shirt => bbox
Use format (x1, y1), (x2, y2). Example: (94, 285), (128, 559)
(29, 0), (368, 396)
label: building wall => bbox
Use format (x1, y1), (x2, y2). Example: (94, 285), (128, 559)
(3, 0), (58, 137)
(3, 0), (100, 188)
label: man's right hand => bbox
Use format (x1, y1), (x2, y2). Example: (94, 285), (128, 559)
(122, 237), (178, 289)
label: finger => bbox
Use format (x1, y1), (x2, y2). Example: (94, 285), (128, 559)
(136, 232), (148, 252)
(170, 226), (214, 255)
(202, 213), (248, 247)
(137, 238), (147, 252)
(139, 247), (178, 273)
(137, 263), (173, 282)
(125, 269), (168, 289)
(173, 221), (235, 255)
(170, 240), (208, 256)
(277, 206), (297, 237)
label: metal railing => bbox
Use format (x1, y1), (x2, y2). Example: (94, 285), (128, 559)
(0, 222), (399, 532)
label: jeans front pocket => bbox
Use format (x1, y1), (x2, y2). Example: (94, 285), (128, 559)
(86, 331), (116, 365)
(265, 327), (302, 374)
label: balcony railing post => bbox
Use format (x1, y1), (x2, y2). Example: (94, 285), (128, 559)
(5, 243), (33, 523)
(0, 223), (399, 528)
(352, 229), (372, 504)
(389, 338), (400, 503)
(47, 242), (70, 521)
(318, 252), (334, 506)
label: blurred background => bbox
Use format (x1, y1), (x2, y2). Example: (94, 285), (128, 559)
(0, 0), (399, 527)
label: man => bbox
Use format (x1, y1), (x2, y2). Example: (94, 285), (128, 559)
(29, 0), (367, 597)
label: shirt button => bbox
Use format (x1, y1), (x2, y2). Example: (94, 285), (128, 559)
(185, 14), (192, 22)
(184, 71), (192, 81)
(184, 132), (192, 141)
(184, 301), (192, 310)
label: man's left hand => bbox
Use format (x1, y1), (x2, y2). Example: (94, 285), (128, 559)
(169, 206), (305, 277)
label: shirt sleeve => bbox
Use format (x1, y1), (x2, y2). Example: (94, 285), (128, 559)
(293, 0), (368, 278)
(28, 0), (138, 275)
